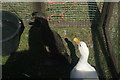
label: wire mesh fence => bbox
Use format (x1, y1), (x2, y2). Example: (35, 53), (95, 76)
(47, 2), (103, 27)
(1, 2), (103, 27)
(1, 2), (119, 79)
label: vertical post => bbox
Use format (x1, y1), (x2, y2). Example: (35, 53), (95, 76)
(100, 2), (118, 78)
(32, 2), (47, 18)
(118, 2), (120, 79)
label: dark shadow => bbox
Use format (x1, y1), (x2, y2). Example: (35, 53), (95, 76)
(2, 50), (70, 79)
(64, 38), (79, 70)
(2, 17), (70, 79)
(88, 2), (105, 79)
(88, 2), (119, 79)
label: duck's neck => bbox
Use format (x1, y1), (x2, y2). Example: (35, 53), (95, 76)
(75, 56), (89, 70)
(79, 55), (89, 63)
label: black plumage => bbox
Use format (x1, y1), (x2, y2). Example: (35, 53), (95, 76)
(3, 13), (70, 79)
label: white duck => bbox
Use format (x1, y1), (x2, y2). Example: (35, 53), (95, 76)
(70, 38), (99, 80)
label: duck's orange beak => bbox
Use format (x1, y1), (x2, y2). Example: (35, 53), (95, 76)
(73, 38), (80, 44)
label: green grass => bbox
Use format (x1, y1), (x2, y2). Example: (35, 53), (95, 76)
(2, 27), (93, 64)
(1, 27), (113, 78)
(2, 2), (103, 23)
(1, 2), (119, 78)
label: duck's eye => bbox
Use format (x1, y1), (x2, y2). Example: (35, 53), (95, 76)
(79, 44), (81, 47)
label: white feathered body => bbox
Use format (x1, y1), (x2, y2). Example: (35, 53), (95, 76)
(70, 61), (99, 79)
(70, 41), (99, 80)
